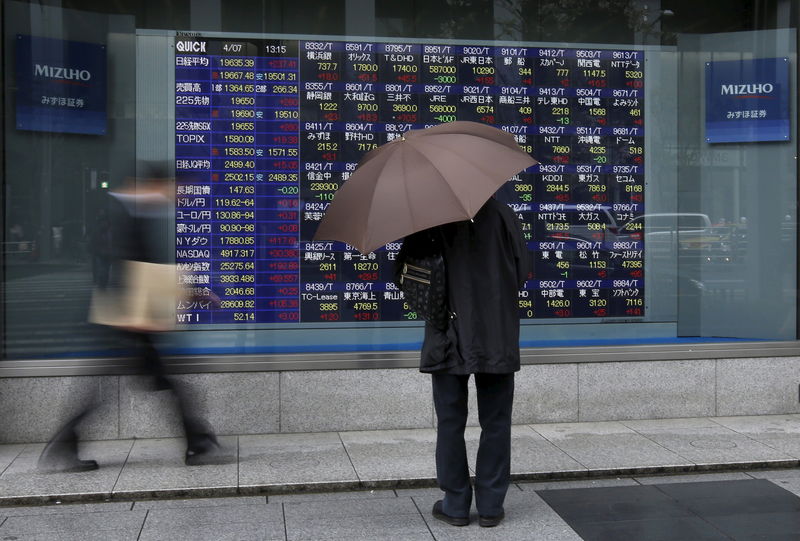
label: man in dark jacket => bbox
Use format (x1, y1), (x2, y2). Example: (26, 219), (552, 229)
(38, 168), (223, 473)
(401, 196), (530, 527)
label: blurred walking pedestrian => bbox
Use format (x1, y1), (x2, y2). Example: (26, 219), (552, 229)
(88, 209), (112, 289)
(398, 196), (530, 528)
(38, 165), (223, 473)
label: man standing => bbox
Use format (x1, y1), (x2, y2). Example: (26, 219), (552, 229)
(400, 196), (530, 527)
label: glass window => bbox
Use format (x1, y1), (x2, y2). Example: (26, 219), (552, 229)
(2, 0), (798, 361)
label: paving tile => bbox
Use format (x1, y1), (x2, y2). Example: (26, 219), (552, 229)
(704, 415), (800, 459)
(634, 471), (753, 484)
(747, 468), (800, 481)
(519, 477), (640, 492)
(571, 516), (729, 541)
(6, 530), (141, 541)
(702, 511), (800, 541)
(537, 483), (747, 539)
(636, 425), (794, 465)
(538, 484), (693, 523)
(339, 429), (437, 484)
(283, 497), (432, 540)
(139, 523), (285, 541)
(269, 489), (396, 503)
(654, 480), (800, 540)
(0, 440), (133, 504)
(0, 509), (146, 538)
(239, 432), (357, 491)
(654, 479), (800, 516)
(112, 437), (238, 498)
(736, 477), (800, 496)
(287, 515), (434, 541)
(712, 414), (800, 434)
(0, 444), (25, 474)
(740, 434), (800, 459)
(465, 426), (586, 477)
(0, 501), (132, 516)
(622, 417), (721, 432)
(141, 503), (284, 537)
(284, 495), (417, 517)
(395, 487), (446, 498)
(133, 495), (266, 509)
(139, 505), (284, 541)
(531, 421), (690, 472)
(413, 488), (582, 540)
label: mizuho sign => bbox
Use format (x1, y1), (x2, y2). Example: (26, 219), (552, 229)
(705, 57), (790, 143)
(719, 83), (774, 96)
(34, 64), (92, 81)
(15, 34), (106, 135)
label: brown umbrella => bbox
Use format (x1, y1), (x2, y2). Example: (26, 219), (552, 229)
(313, 121), (538, 254)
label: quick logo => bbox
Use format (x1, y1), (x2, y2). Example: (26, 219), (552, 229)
(176, 40), (207, 53)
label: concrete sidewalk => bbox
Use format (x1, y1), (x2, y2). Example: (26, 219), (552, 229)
(9, 474), (800, 540)
(2, 413), (800, 507)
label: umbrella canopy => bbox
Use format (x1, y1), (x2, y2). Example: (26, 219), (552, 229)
(313, 121), (537, 254)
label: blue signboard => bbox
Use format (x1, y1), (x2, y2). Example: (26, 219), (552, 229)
(705, 57), (790, 143)
(15, 35), (107, 135)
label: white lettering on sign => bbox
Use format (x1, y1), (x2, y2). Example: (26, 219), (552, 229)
(720, 83), (774, 95)
(176, 40), (207, 53)
(34, 64), (91, 81)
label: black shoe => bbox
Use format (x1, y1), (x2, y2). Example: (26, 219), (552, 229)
(185, 442), (232, 466)
(39, 457), (99, 474)
(478, 511), (505, 528)
(432, 500), (469, 527)
(38, 428), (99, 474)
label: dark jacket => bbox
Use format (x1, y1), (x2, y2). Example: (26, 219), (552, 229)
(108, 191), (172, 264)
(402, 198), (530, 374)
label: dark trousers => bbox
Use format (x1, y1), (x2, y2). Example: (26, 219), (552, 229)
(132, 332), (214, 452)
(432, 372), (514, 517)
(41, 332), (213, 462)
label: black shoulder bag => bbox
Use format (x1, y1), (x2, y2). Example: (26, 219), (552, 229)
(395, 228), (452, 331)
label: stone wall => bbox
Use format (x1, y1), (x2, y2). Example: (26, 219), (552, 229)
(2, 357), (799, 443)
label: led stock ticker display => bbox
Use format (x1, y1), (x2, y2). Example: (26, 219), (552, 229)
(174, 37), (645, 325)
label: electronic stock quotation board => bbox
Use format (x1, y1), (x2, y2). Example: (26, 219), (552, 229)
(174, 36), (645, 325)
